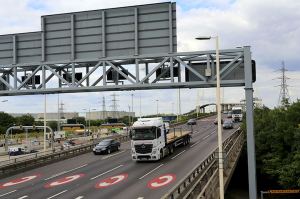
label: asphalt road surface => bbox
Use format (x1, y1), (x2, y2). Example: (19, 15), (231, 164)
(0, 116), (239, 199)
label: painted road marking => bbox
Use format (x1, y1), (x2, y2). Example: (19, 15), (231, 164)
(190, 141), (200, 148)
(102, 150), (126, 160)
(0, 190), (17, 198)
(0, 175), (40, 189)
(95, 174), (128, 189)
(17, 196), (28, 199)
(75, 196), (84, 199)
(45, 174), (85, 188)
(171, 150), (186, 160)
(90, 165), (123, 180)
(44, 164), (88, 180)
(147, 174), (176, 189)
(202, 135), (210, 140)
(139, 164), (164, 180)
(137, 197), (144, 199)
(46, 190), (68, 199)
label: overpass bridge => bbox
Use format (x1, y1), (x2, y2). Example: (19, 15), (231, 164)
(197, 103), (245, 113)
(0, 116), (244, 199)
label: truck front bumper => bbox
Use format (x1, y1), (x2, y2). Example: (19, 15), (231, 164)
(132, 153), (160, 161)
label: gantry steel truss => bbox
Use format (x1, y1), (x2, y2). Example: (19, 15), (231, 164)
(0, 47), (250, 96)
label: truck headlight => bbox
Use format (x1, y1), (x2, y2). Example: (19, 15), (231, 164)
(152, 148), (157, 153)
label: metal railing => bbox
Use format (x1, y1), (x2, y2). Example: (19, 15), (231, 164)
(0, 135), (130, 177)
(162, 128), (243, 199)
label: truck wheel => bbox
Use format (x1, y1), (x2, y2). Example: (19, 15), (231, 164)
(169, 146), (174, 154)
(183, 139), (187, 146)
(160, 150), (164, 159)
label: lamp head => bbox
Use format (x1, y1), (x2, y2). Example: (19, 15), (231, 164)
(195, 36), (211, 40)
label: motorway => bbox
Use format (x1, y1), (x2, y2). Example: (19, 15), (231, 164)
(0, 116), (238, 199)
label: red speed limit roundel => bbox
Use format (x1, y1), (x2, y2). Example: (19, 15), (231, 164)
(95, 174), (128, 189)
(44, 174), (85, 188)
(0, 174), (40, 189)
(147, 174), (176, 189)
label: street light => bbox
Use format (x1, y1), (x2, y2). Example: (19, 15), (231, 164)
(131, 93), (134, 124)
(156, 99), (159, 116)
(196, 35), (224, 199)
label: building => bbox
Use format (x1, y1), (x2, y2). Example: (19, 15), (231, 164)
(9, 112), (79, 122)
(86, 111), (135, 120)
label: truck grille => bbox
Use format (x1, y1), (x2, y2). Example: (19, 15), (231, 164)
(135, 144), (153, 154)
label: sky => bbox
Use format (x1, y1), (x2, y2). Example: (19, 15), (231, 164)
(0, 0), (299, 116)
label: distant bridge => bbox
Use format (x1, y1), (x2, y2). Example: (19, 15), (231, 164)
(197, 103), (245, 113)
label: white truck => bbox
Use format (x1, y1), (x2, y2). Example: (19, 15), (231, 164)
(130, 117), (191, 161)
(232, 106), (243, 122)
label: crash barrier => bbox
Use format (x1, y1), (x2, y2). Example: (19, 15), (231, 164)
(0, 135), (130, 178)
(162, 128), (244, 199)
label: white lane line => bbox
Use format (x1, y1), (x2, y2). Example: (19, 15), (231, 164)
(90, 164), (123, 180)
(46, 190), (68, 199)
(137, 197), (144, 199)
(75, 196), (84, 199)
(18, 196), (28, 199)
(101, 150), (126, 160)
(210, 132), (215, 135)
(138, 164), (164, 180)
(44, 164), (88, 180)
(171, 150), (186, 160)
(0, 190), (17, 198)
(202, 135), (210, 140)
(190, 141), (200, 148)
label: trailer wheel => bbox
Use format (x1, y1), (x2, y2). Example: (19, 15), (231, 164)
(187, 137), (191, 144)
(183, 138), (187, 146)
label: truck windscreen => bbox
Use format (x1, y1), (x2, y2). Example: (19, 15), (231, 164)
(232, 110), (242, 114)
(132, 127), (156, 140)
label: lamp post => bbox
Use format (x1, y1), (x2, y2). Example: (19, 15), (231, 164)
(44, 95), (47, 151)
(156, 99), (159, 116)
(131, 93), (134, 122)
(128, 105), (131, 124)
(196, 35), (224, 199)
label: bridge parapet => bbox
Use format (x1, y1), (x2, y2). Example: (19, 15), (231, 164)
(162, 128), (244, 199)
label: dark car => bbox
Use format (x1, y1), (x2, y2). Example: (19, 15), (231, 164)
(93, 139), (120, 155)
(214, 118), (224, 125)
(187, 119), (197, 125)
(223, 120), (234, 129)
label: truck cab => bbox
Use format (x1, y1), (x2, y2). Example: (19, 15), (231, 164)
(232, 106), (243, 122)
(131, 118), (167, 161)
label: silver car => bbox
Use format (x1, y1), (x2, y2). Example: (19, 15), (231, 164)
(223, 120), (234, 129)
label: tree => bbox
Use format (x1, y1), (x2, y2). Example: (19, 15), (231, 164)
(0, 112), (15, 134)
(73, 117), (85, 125)
(248, 100), (300, 189)
(47, 121), (58, 131)
(15, 114), (35, 126)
